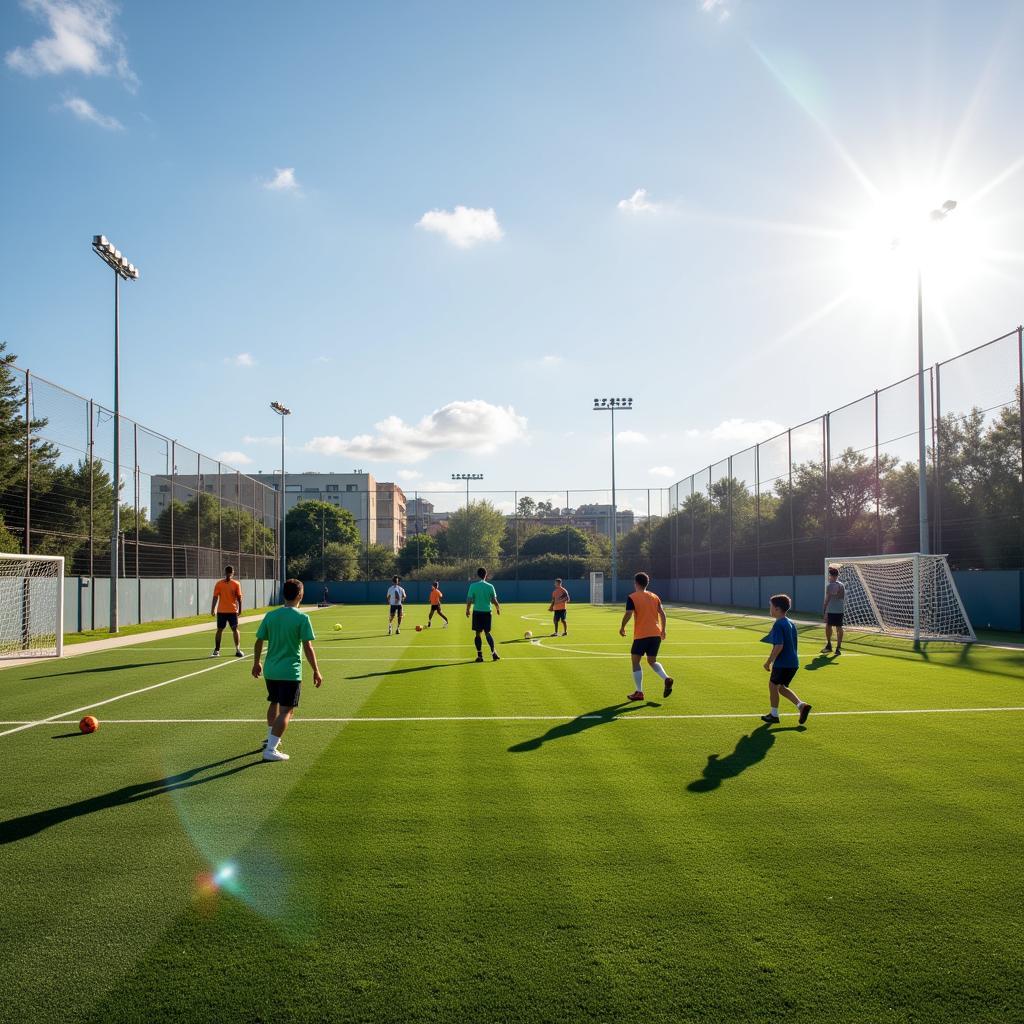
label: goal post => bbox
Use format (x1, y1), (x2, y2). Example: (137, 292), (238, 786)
(589, 571), (605, 605)
(0, 554), (64, 659)
(825, 553), (975, 644)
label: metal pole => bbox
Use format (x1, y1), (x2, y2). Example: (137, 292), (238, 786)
(88, 399), (95, 629)
(567, 489), (572, 579)
(788, 428), (796, 598)
(726, 460), (733, 605)
(1017, 326), (1024, 615)
(321, 503), (326, 582)
(196, 451), (201, 609)
(465, 476), (470, 566)
(110, 272), (120, 632)
(24, 370), (31, 554)
(916, 267), (930, 554)
(134, 421), (140, 623)
(514, 490), (519, 581)
(823, 414), (831, 557)
(755, 444), (761, 601)
(610, 406), (617, 602)
(170, 440), (175, 619)
(874, 390), (881, 553)
(280, 414), (287, 586)
(933, 364), (942, 555)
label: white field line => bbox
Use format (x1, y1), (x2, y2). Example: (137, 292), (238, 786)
(0, 659), (239, 739)
(7, 706), (1024, 726)
(316, 653), (862, 662)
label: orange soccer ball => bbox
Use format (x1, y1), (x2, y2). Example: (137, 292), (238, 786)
(79, 715), (99, 734)
(415, 625), (423, 632)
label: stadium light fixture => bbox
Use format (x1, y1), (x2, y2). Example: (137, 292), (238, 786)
(592, 398), (633, 601)
(270, 402), (291, 596)
(92, 235), (140, 634)
(452, 473), (484, 567)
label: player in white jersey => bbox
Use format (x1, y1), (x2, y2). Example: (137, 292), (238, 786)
(386, 575), (407, 635)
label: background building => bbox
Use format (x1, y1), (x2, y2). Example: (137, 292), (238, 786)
(375, 482), (407, 551)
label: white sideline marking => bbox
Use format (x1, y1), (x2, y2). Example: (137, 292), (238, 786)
(7, 706), (1024, 726)
(0, 659), (239, 739)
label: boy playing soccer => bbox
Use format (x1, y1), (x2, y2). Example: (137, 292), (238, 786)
(619, 572), (674, 701)
(465, 566), (501, 662)
(427, 580), (448, 627)
(210, 564), (244, 658)
(386, 575), (407, 635)
(549, 578), (570, 636)
(821, 565), (846, 654)
(761, 593), (812, 725)
(251, 579), (323, 762)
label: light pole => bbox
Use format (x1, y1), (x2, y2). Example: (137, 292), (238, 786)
(593, 397), (632, 602)
(913, 199), (957, 554)
(270, 402), (291, 595)
(452, 473), (483, 569)
(92, 235), (140, 634)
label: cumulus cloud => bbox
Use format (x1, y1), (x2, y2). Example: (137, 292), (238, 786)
(225, 352), (255, 368)
(6, 0), (138, 90)
(539, 355), (564, 367)
(217, 451), (253, 467)
(417, 205), (503, 249)
(694, 418), (787, 447)
(264, 167), (300, 192)
(304, 399), (528, 463)
(616, 430), (649, 445)
(617, 188), (661, 214)
(699, 0), (731, 22)
(61, 94), (121, 129)
(242, 434), (278, 445)
(396, 469), (423, 482)
(649, 466), (677, 478)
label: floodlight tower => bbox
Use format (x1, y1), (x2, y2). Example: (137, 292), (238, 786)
(92, 235), (140, 634)
(270, 402), (291, 596)
(452, 473), (484, 567)
(593, 397), (632, 602)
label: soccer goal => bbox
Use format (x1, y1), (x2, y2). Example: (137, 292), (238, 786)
(825, 553), (975, 644)
(589, 571), (605, 605)
(0, 554), (64, 659)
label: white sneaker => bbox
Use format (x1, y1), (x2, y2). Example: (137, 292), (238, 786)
(210, 650), (220, 658)
(387, 626), (392, 635)
(262, 748), (289, 762)
(396, 628), (401, 634)
(234, 649), (245, 658)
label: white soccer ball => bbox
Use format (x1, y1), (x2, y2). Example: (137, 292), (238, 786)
(524, 630), (533, 639)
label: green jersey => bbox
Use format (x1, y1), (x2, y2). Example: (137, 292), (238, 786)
(467, 579), (497, 612)
(256, 606), (315, 681)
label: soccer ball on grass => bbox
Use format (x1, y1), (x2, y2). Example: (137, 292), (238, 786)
(333, 623), (343, 631)
(79, 715), (99, 734)
(524, 630), (533, 639)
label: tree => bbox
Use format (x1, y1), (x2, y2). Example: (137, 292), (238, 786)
(398, 533), (439, 574)
(286, 501), (360, 562)
(516, 496), (537, 518)
(361, 543), (398, 580)
(291, 541), (359, 581)
(443, 500), (507, 565)
(519, 526), (593, 559)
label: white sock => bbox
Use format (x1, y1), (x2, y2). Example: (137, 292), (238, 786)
(266, 726), (274, 744)
(266, 734), (281, 752)
(768, 708), (779, 718)
(652, 662), (669, 680)
(632, 668), (643, 690)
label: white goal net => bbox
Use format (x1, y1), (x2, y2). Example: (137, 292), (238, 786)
(826, 553), (975, 644)
(589, 571), (605, 605)
(0, 554), (64, 659)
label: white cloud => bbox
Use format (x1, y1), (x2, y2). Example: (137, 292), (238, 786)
(417, 205), (503, 249)
(217, 451), (253, 466)
(699, 0), (731, 22)
(617, 188), (661, 214)
(61, 94), (121, 130)
(6, 0), (138, 89)
(264, 167), (300, 192)
(241, 434), (278, 445)
(396, 469), (423, 482)
(420, 480), (462, 492)
(539, 355), (564, 367)
(616, 430), (649, 445)
(708, 418), (786, 446)
(649, 465), (677, 478)
(225, 352), (255, 368)
(304, 399), (527, 463)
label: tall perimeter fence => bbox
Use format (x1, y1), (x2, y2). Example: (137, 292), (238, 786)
(0, 364), (279, 631)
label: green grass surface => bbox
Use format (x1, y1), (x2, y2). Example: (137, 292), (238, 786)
(65, 606), (276, 644)
(2, 603), (1022, 1023)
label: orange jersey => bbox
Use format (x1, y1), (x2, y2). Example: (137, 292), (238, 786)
(551, 587), (569, 611)
(429, 587), (443, 605)
(213, 578), (242, 613)
(626, 589), (663, 639)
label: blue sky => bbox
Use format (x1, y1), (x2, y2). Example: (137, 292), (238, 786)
(1, 0), (1022, 505)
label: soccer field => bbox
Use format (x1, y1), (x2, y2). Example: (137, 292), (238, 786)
(2, 603), (1022, 1024)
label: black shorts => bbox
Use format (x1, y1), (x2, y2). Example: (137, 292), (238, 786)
(216, 612), (238, 630)
(471, 611), (493, 633)
(266, 679), (301, 708)
(429, 603), (443, 612)
(770, 665), (798, 686)
(826, 612), (844, 627)
(553, 609), (567, 624)
(389, 604), (404, 618)
(630, 636), (662, 658)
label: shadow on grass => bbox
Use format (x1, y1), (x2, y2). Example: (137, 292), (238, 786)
(346, 661), (478, 680)
(0, 749), (263, 845)
(508, 701), (661, 752)
(25, 659), (208, 679)
(803, 654), (840, 672)
(686, 723), (804, 793)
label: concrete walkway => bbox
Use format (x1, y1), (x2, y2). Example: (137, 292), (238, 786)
(0, 614), (266, 670)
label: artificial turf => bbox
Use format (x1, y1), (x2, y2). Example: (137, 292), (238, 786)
(1, 602), (1022, 1024)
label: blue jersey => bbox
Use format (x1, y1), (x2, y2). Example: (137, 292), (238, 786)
(762, 616), (799, 669)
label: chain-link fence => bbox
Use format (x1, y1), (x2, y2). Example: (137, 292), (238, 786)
(0, 363), (278, 628)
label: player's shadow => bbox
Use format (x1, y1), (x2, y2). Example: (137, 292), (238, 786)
(686, 723), (803, 793)
(345, 662), (476, 680)
(508, 701), (660, 753)
(0, 749), (263, 846)
(803, 654), (839, 671)
(29, 659), (207, 678)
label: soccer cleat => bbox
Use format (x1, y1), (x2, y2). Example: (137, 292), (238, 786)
(761, 713), (781, 724)
(475, 654), (485, 663)
(492, 652), (500, 661)
(550, 632), (559, 637)
(387, 626), (392, 635)
(834, 647), (842, 656)
(262, 748), (290, 762)
(210, 650), (220, 658)
(627, 691), (645, 702)
(820, 644), (833, 653)
(663, 677), (674, 699)
(396, 628), (401, 634)
(798, 703), (813, 724)
(234, 649), (245, 658)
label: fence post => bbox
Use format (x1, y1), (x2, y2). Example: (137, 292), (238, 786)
(874, 390), (882, 554)
(134, 421), (140, 624)
(788, 428), (796, 600)
(170, 440), (176, 619)
(755, 444), (761, 604)
(1018, 326), (1024, 629)
(689, 476), (695, 585)
(934, 363), (942, 556)
(824, 414), (831, 557)
(24, 369), (30, 555)
(88, 398), (95, 629)
(514, 490), (519, 581)
(726, 458), (733, 605)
